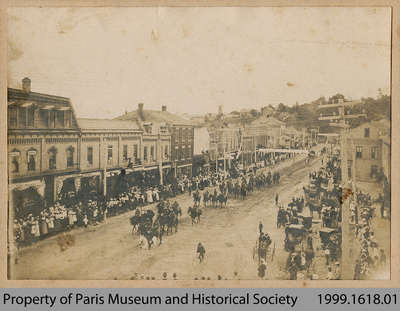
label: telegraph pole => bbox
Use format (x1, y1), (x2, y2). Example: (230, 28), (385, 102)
(103, 141), (107, 197)
(8, 153), (16, 280)
(318, 98), (366, 279)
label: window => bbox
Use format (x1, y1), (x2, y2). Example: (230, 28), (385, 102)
(164, 145), (169, 159)
(66, 147), (74, 167)
(107, 145), (113, 164)
(371, 165), (378, 178)
(8, 107), (17, 128)
(371, 146), (378, 160)
(18, 108), (26, 128)
(49, 111), (56, 128)
(9, 149), (20, 173)
(150, 146), (155, 161)
(87, 147), (93, 165)
(123, 145), (128, 161)
(347, 160), (352, 178)
(56, 111), (64, 128)
(48, 148), (57, 169)
(27, 149), (36, 171)
(133, 144), (138, 161)
(27, 106), (34, 127)
(143, 146), (148, 161)
(65, 110), (72, 128)
(11, 157), (19, 173)
(356, 146), (362, 159)
(364, 128), (370, 138)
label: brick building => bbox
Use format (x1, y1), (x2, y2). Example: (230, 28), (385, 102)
(8, 78), (173, 216)
(8, 78), (81, 211)
(116, 103), (194, 178)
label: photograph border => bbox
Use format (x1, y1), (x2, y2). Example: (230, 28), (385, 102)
(0, 0), (399, 288)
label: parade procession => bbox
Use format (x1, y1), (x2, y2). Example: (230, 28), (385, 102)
(7, 77), (390, 281)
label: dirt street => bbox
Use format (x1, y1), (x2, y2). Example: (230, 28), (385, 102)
(15, 157), (323, 280)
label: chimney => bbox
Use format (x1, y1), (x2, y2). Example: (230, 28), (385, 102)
(22, 77), (31, 93)
(138, 103), (145, 121)
(162, 105), (167, 112)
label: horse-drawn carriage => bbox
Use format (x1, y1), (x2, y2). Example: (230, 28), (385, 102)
(304, 183), (322, 217)
(284, 224), (308, 252)
(253, 233), (275, 264)
(319, 227), (341, 249)
(297, 213), (313, 230)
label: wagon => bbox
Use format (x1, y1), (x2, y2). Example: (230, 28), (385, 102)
(284, 224), (308, 252)
(319, 228), (339, 248)
(253, 236), (275, 264)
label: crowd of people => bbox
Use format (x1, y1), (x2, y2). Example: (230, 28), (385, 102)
(352, 191), (387, 280)
(13, 153), (288, 249)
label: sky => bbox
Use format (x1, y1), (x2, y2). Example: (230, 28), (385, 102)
(8, 7), (391, 119)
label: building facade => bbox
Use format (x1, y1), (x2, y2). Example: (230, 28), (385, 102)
(116, 103), (194, 178)
(8, 78), (173, 216)
(344, 120), (390, 182)
(8, 78), (81, 212)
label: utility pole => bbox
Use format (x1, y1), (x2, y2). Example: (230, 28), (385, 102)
(318, 98), (366, 279)
(158, 134), (163, 185)
(103, 141), (107, 197)
(8, 152), (16, 280)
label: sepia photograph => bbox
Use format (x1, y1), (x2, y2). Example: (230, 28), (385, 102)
(6, 6), (391, 281)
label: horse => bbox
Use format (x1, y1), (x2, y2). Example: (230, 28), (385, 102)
(137, 220), (161, 249)
(211, 192), (218, 208)
(233, 183), (240, 199)
(203, 190), (209, 208)
(240, 184), (247, 200)
(217, 192), (228, 208)
(193, 190), (201, 207)
(188, 206), (202, 225)
(130, 214), (142, 234)
(277, 209), (288, 228)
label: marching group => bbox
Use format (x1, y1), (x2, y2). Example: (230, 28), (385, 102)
(13, 153), (287, 249)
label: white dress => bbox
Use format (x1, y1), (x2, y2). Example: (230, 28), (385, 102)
(147, 190), (153, 203)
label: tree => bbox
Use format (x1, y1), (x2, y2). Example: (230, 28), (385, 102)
(249, 109), (260, 118)
(277, 103), (287, 112)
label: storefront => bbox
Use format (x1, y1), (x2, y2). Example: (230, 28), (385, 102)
(10, 179), (45, 218)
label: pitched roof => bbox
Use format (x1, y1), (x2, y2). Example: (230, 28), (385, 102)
(251, 116), (285, 127)
(115, 109), (191, 125)
(77, 118), (141, 131)
(8, 88), (70, 106)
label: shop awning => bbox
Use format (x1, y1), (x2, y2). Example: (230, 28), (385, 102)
(258, 148), (309, 154)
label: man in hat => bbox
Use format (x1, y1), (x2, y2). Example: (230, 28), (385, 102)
(197, 242), (206, 263)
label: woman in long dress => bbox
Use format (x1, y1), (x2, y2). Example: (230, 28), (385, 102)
(40, 213), (48, 236)
(146, 188), (153, 204)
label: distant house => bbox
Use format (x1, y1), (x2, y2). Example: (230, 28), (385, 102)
(344, 119), (390, 182)
(247, 116), (285, 148)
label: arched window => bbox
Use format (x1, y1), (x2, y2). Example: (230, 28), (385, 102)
(9, 149), (20, 173)
(66, 146), (74, 167)
(27, 148), (37, 171)
(48, 147), (57, 169)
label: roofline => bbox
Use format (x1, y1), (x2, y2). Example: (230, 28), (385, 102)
(8, 88), (70, 102)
